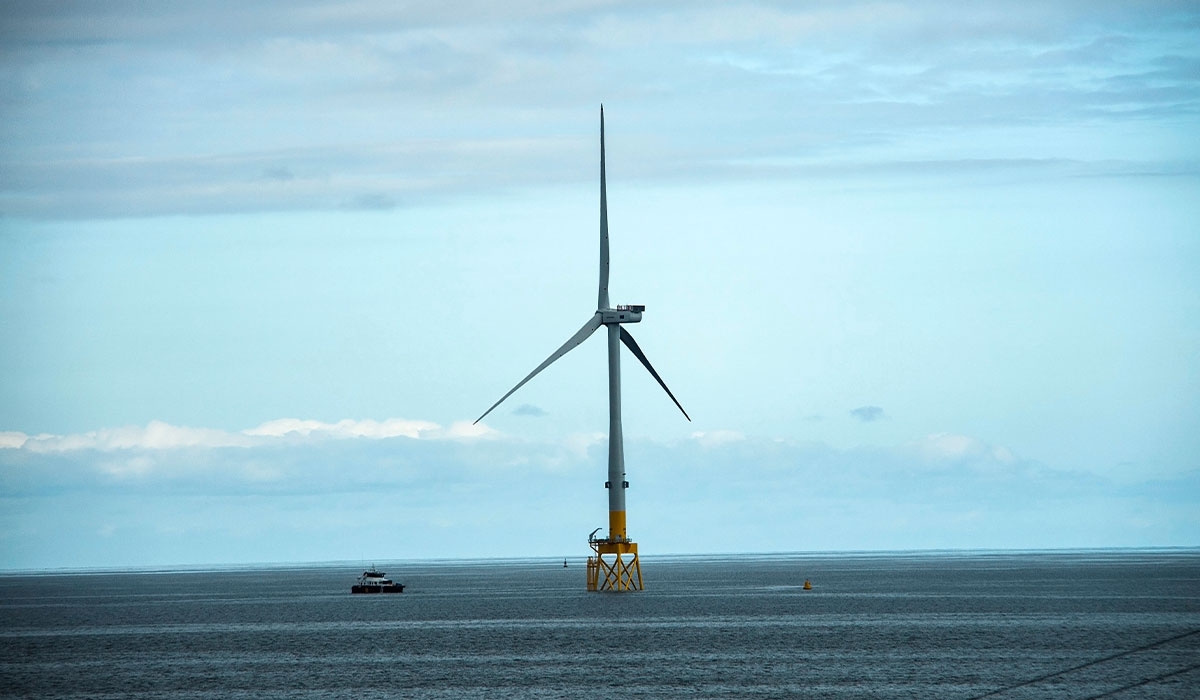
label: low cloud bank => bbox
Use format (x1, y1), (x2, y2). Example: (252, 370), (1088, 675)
(1, 417), (494, 454)
(1, 418), (1195, 568)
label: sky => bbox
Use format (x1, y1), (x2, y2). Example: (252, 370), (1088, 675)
(1, 1), (1198, 570)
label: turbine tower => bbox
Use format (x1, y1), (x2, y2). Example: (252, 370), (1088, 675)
(474, 106), (690, 592)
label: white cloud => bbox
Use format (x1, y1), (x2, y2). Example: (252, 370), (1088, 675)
(689, 429), (745, 447)
(240, 419), (323, 438)
(244, 417), (441, 440)
(1, 417), (495, 454)
(10, 421), (256, 453)
(440, 421), (500, 440)
(0, 432), (28, 449)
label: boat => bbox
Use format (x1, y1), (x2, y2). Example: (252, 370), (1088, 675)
(351, 567), (405, 593)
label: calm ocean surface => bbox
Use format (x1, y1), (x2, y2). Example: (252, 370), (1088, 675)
(2, 550), (1197, 699)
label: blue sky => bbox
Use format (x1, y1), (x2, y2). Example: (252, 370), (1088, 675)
(2, 1), (1198, 569)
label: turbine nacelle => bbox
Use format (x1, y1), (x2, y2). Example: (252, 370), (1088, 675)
(600, 304), (644, 324)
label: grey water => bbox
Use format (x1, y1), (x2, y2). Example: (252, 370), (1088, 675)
(2, 550), (1198, 699)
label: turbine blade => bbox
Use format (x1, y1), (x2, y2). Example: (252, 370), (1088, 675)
(598, 105), (610, 311)
(475, 314), (604, 424)
(619, 327), (691, 422)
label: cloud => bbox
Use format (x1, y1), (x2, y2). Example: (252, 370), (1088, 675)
(512, 404), (548, 417)
(0, 138), (583, 219)
(0, 421), (1090, 501)
(1, 417), (489, 454)
(906, 432), (1019, 469)
(344, 192), (398, 210)
(0, 432), (28, 449)
(442, 421), (500, 440)
(8, 421), (256, 453)
(244, 417), (442, 440)
(912, 432), (987, 461)
(850, 405), (885, 422)
(689, 429), (745, 447)
(2, 1), (1195, 218)
(1, 418), (1195, 567)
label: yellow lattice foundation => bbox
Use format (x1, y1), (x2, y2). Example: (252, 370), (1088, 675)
(587, 539), (642, 591)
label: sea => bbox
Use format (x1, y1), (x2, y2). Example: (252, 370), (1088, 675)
(1, 550), (1197, 699)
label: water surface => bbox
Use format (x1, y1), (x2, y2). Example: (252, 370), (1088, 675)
(2, 550), (1197, 698)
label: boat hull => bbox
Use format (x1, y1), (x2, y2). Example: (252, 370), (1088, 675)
(351, 584), (405, 593)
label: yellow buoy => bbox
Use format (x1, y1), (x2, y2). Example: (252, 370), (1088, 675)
(803, 579), (812, 590)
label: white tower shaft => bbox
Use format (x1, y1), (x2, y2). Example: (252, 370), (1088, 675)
(606, 322), (627, 541)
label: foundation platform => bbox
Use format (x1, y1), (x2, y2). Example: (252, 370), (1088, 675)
(586, 537), (642, 591)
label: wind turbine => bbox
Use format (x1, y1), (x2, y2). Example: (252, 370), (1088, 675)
(474, 106), (689, 591)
